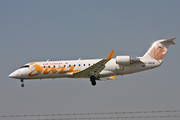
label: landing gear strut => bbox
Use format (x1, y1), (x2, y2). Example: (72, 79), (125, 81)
(20, 79), (24, 87)
(90, 76), (96, 86)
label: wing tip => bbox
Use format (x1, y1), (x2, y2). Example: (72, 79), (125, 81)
(107, 50), (114, 59)
(110, 76), (115, 79)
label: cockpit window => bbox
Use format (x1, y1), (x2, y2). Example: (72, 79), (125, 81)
(20, 65), (29, 68)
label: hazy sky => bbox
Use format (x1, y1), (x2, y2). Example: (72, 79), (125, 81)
(0, 0), (180, 120)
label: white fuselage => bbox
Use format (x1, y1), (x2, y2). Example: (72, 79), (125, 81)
(9, 58), (161, 80)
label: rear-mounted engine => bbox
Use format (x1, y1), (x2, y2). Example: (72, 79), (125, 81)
(116, 56), (140, 65)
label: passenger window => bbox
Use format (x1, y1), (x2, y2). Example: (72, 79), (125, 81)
(44, 66), (46, 68)
(64, 65), (66, 67)
(54, 65), (55, 68)
(84, 64), (85, 66)
(79, 64), (80, 66)
(69, 65), (71, 67)
(74, 64), (76, 67)
(89, 64), (90, 66)
(48, 66), (50, 68)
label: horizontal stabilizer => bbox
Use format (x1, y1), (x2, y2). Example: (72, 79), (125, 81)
(160, 37), (176, 45)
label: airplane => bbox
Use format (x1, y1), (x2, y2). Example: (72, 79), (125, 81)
(9, 37), (176, 87)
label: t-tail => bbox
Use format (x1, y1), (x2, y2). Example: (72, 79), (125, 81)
(142, 37), (176, 63)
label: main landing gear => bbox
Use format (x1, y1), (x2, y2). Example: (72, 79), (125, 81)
(90, 76), (96, 86)
(20, 79), (25, 87)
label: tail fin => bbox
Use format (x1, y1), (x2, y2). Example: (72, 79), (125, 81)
(143, 37), (176, 62)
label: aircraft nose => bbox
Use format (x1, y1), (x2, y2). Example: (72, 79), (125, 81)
(9, 70), (20, 78)
(9, 72), (17, 78)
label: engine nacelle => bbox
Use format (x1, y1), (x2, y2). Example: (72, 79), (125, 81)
(116, 56), (134, 65)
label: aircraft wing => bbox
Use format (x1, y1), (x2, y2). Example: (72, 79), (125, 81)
(72, 50), (114, 78)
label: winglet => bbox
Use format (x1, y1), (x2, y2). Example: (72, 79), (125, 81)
(99, 76), (115, 81)
(110, 76), (115, 79)
(107, 50), (114, 59)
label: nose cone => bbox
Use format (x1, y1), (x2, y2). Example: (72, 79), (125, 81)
(9, 68), (30, 79)
(9, 70), (21, 79)
(9, 71), (17, 78)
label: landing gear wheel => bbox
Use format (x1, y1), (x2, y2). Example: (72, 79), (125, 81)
(20, 79), (24, 87)
(21, 84), (24, 87)
(90, 76), (96, 86)
(91, 81), (96, 86)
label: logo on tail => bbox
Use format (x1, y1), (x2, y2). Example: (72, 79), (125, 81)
(143, 37), (176, 62)
(148, 45), (165, 62)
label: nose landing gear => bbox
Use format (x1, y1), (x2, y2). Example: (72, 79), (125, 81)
(20, 79), (25, 87)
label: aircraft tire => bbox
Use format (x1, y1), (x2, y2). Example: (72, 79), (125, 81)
(90, 76), (96, 86)
(21, 84), (24, 87)
(91, 81), (96, 86)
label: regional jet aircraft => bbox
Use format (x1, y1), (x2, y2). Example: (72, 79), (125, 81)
(9, 38), (176, 87)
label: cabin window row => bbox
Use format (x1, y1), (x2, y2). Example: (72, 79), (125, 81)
(43, 63), (92, 68)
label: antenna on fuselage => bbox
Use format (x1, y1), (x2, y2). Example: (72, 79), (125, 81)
(47, 59), (49, 62)
(78, 58), (81, 60)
